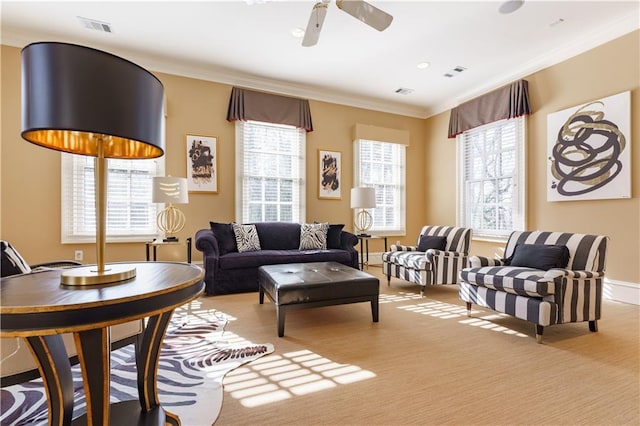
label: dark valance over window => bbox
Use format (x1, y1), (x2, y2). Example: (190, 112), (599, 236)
(448, 79), (531, 138)
(226, 87), (313, 132)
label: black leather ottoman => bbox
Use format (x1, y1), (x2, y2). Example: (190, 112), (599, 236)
(258, 262), (380, 337)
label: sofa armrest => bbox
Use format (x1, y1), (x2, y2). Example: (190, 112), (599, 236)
(469, 256), (504, 268)
(543, 269), (606, 280)
(425, 249), (465, 261)
(195, 228), (220, 258)
(339, 230), (358, 250)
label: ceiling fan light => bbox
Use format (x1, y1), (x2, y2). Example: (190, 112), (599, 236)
(499, 0), (524, 14)
(291, 27), (305, 38)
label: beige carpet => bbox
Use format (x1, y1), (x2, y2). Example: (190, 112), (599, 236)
(200, 267), (639, 425)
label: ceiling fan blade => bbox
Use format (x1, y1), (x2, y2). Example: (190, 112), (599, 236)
(302, 1), (329, 47)
(336, 0), (393, 31)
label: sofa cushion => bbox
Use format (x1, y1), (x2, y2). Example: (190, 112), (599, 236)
(383, 251), (433, 272)
(506, 244), (570, 270)
(233, 223), (261, 252)
(459, 266), (556, 297)
(254, 222), (301, 250)
(417, 235), (446, 252)
(326, 224), (344, 249)
(209, 222), (238, 255)
(299, 223), (328, 250)
(219, 249), (353, 270)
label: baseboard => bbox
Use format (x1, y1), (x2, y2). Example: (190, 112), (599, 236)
(369, 252), (639, 306)
(604, 278), (640, 305)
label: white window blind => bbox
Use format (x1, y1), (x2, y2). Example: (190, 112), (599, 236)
(61, 155), (163, 243)
(235, 121), (306, 223)
(457, 117), (526, 240)
(354, 139), (406, 235)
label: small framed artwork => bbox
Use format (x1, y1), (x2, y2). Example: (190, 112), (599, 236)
(186, 134), (218, 193)
(318, 149), (341, 199)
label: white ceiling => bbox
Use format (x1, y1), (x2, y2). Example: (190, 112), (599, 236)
(2, 1), (638, 118)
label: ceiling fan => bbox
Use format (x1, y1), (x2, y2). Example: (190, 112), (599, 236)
(302, 0), (393, 47)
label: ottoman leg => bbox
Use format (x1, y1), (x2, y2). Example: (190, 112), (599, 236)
(277, 305), (286, 337)
(259, 286), (265, 304)
(371, 296), (379, 323)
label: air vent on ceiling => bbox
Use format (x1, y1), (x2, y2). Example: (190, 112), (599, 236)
(78, 16), (113, 33)
(444, 65), (467, 78)
(395, 87), (414, 95)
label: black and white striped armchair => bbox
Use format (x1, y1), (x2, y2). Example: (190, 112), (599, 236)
(382, 225), (472, 296)
(459, 230), (608, 343)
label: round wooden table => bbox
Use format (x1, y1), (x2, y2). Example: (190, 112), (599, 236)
(0, 261), (204, 426)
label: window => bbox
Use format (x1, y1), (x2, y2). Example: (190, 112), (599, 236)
(354, 139), (406, 235)
(457, 117), (526, 240)
(235, 121), (306, 223)
(61, 155), (163, 243)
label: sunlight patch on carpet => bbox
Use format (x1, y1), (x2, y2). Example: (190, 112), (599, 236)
(225, 349), (376, 407)
(379, 292), (423, 303)
(392, 299), (528, 338)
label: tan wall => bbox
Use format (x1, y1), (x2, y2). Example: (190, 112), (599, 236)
(425, 30), (640, 283)
(0, 44), (425, 264)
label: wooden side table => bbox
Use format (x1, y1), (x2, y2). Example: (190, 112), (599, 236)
(146, 237), (192, 263)
(356, 235), (388, 269)
(0, 262), (204, 425)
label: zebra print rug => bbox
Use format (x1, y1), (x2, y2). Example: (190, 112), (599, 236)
(0, 305), (274, 426)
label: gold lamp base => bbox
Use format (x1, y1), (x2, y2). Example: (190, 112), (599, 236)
(354, 209), (373, 236)
(61, 264), (136, 286)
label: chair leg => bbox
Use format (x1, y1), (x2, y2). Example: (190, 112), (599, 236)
(589, 320), (598, 332)
(535, 325), (544, 344)
(466, 302), (472, 317)
(386, 275), (391, 286)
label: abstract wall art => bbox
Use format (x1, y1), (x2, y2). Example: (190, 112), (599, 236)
(318, 149), (341, 199)
(547, 91), (630, 201)
(186, 134), (218, 193)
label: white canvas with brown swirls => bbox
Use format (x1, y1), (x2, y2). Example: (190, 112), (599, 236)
(547, 91), (630, 201)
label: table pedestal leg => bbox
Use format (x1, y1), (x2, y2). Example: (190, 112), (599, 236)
(25, 335), (74, 426)
(137, 310), (180, 425)
(74, 328), (111, 425)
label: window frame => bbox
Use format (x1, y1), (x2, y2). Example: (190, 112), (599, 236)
(456, 116), (526, 241)
(353, 138), (406, 236)
(235, 120), (306, 224)
(61, 154), (165, 243)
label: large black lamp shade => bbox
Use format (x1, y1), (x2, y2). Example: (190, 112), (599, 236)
(21, 42), (165, 285)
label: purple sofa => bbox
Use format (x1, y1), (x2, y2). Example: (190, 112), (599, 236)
(195, 222), (359, 295)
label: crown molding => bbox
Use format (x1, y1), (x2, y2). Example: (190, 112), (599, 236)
(3, 12), (638, 121)
(425, 12), (640, 118)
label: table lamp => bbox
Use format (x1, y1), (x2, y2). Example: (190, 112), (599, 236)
(21, 42), (165, 285)
(152, 176), (188, 242)
(350, 187), (376, 236)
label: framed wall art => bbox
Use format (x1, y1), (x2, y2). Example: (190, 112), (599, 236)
(547, 91), (631, 202)
(318, 149), (341, 199)
(186, 134), (218, 193)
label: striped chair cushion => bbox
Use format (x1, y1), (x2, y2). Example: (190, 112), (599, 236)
(383, 251), (433, 272)
(460, 266), (556, 297)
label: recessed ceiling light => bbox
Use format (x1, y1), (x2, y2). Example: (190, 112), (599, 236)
(417, 62), (430, 70)
(395, 87), (414, 95)
(499, 0), (524, 14)
(291, 27), (305, 38)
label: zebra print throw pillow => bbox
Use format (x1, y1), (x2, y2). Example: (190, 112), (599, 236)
(1, 240), (31, 278)
(299, 223), (329, 250)
(232, 223), (261, 253)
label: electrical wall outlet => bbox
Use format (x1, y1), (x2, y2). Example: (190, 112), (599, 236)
(74, 250), (83, 261)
